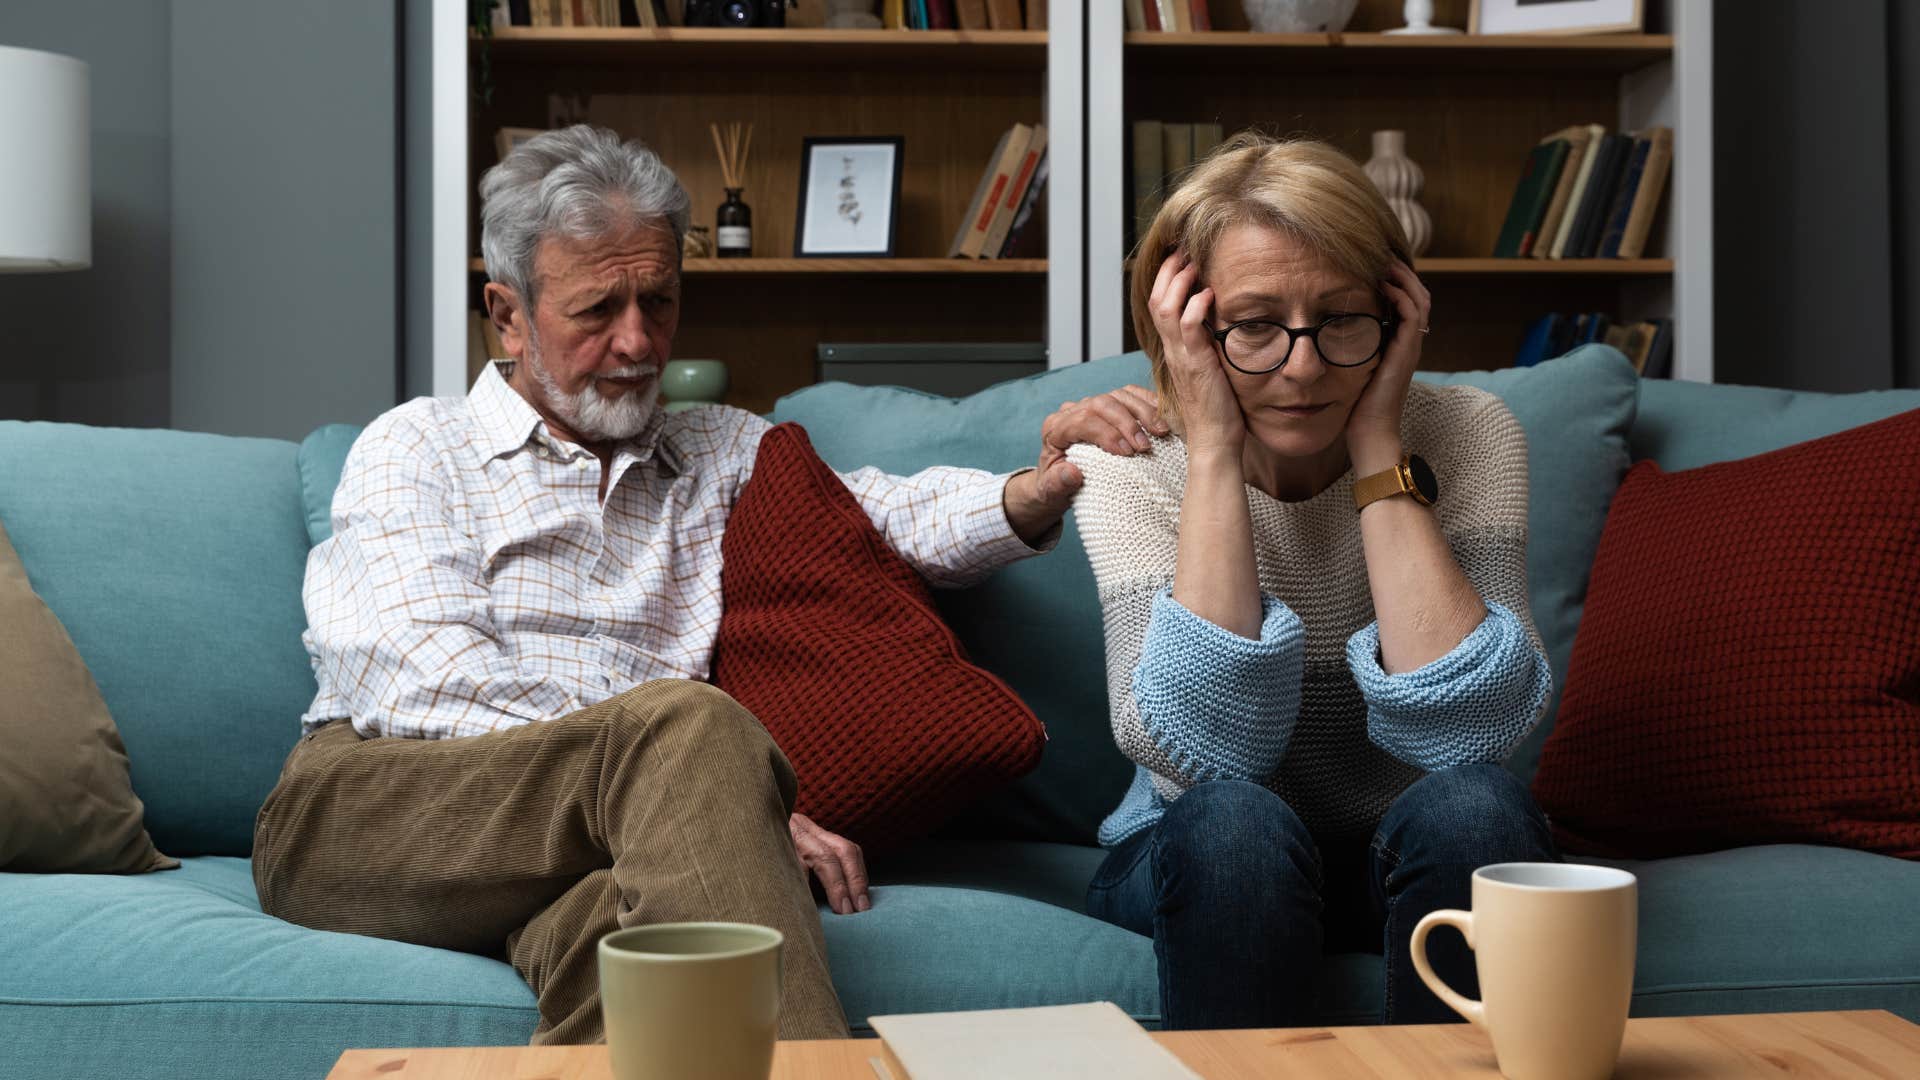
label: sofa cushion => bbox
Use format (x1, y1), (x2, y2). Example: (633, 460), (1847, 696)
(1631, 377), (1920, 471)
(0, 521), (176, 874)
(297, 423), (362, 546)
(0, 422), (316, 857)
(1535, 408), (1920, 860)
(1413, 344), (1641, 782)
(1591, 845), (1920, 1020)
(0, 858), (539, 1080)
(712, 423), (1045, 853)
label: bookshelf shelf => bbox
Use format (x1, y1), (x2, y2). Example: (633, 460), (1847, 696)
(1117, 258), (1673, 277)
(1417, 258), (1673, 275)
(466, 257), (1046, 275)
(474, 27), (1048, 69)
(1123, 31), (1672, 74)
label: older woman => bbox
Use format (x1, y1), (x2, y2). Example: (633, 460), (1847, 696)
(1065, 134), (1559, 1030)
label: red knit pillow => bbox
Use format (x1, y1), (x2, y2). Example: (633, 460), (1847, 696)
(1533, 407), (1920, 860)
(710, 422), (1044, 854)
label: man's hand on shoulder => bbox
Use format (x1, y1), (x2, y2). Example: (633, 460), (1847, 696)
(789, 812), (870, 915)
(1006, 385), (1170, 543)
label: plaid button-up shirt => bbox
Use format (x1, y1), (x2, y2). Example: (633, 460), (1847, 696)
(301, 362), (1044, 740)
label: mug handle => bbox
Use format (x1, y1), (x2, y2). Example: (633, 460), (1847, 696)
(1410, 909), (1486, 1027)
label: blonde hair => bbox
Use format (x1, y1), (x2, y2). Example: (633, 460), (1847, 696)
(1131, 132), (1413, 431)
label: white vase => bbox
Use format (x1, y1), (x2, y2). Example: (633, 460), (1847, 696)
(1241, 0), (1359, 33)
(1363, 130), (1433, 258)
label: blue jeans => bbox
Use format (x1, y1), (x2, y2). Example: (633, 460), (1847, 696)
(1085, 765), (1558, 1029)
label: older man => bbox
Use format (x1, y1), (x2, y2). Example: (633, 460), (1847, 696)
(250, 125), (1164, 1045)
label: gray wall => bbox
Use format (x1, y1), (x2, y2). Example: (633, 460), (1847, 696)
(0, 1), (172, 429)
(1714, 0), (1907, 392)
(169, 0), (401, 439)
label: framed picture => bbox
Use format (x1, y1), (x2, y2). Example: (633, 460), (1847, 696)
(794, 136), (904, 258)
(1471, 0), (1643, 36)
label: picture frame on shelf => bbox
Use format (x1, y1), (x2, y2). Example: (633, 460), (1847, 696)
(794, 136), (905, 258)
(1470, 0), (1642, 36)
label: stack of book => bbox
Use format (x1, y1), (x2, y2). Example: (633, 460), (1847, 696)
(1492, 125), (1672, 260)
(1516, 311), (1672, 378)
(885, 0), (1043, 29)
(1123, 0), (1213, 31)
(1131, 120), (1226, 244)
(948, 122), (1049, 258)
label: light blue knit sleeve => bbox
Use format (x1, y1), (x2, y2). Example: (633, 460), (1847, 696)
(1130, 587), (1305, 785)
(1346, 601), (1551, 771)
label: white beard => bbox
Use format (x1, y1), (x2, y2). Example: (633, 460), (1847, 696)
(524, 332), (658, 442)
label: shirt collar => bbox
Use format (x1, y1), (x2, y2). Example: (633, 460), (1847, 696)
(468, 360), (672, 473)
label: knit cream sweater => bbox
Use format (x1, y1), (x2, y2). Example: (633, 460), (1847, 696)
(1067, 381), (1550, 846)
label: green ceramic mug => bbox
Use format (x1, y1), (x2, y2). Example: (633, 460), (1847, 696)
(597, 922), (783, 1080)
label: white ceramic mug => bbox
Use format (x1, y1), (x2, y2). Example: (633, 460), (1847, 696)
(1410, 863), (1638, 1080)
(598, 922), (783, 1080)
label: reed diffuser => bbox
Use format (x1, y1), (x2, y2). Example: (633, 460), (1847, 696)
(709, 121), (754, 259)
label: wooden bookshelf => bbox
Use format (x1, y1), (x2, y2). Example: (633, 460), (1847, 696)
(469, 23), (1051, 408)
(467, 256), (1046, 275)
(1112, 0), (1688, 373)
(1124, 31), (1672, 74)
(476, 27), (1047, 68)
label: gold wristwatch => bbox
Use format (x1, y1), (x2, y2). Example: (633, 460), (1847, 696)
(1353, 453), (1438, 511)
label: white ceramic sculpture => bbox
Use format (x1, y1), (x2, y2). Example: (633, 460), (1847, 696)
(1363, 130), (1433, 257)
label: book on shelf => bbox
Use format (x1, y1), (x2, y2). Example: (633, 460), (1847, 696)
(998, 146), (1049, 256)
(1189, 0), (1212, 31)
(885, 0), (907, 29)
(1132, 119), (1164, 240)
(1548, 124), (1606, 258)
(950, 123), (1034, 258)
(1130, 120), (1223, 245)
(954, 0), (988, 29)
(1569, 133), (1632, 259)
(986, 0), (1023, 30)
(1493, 139), (1570, 258)
(1615, 126), (1673, 259)
(981, 125), (1047, 258)
(1641, 316), (1674, 378)
(1170, 0), (1192, 32)
(1596, 133), (1652, 259)
(1531, 125), (1594, 261)
(927, 0), (954, 30)
(1027, 0), (1047, 30)
(1162, 122), (1195, 186)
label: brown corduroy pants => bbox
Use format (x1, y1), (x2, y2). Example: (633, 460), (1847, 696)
(251, 679), (849, 1043)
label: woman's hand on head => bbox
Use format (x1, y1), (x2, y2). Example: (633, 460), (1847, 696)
(1151, 250), (1244, 458)
(1345, 259), (1430, 471)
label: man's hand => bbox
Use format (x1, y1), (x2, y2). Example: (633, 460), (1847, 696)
(790, 812), (870, 915)
(1004, 385), (1170, 544)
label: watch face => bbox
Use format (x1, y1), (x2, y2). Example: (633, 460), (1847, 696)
(1407, 454), (1439, 503)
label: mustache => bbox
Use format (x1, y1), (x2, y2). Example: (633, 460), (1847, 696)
(593, 365), (656, 381)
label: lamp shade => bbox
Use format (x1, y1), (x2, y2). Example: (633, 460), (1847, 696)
(0, 45), (90, 272)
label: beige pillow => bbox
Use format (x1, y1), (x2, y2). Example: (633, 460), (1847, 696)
(0, 519), (176, 873)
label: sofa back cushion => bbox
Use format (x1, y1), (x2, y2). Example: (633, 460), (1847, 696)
(1410, 344), (1641, 781)
(0, 422), (315, 857)
(1633, 376), (1920, 471)
(775, 345), (1642, 838)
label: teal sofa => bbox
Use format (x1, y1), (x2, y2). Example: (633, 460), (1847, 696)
(3, 344), (1918, 1080)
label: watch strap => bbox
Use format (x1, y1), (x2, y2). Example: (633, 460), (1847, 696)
(1353, 461), (1413, 511)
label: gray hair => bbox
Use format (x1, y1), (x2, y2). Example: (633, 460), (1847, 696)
(479, 124), (691, 304)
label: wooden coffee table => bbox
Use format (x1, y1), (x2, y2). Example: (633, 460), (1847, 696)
(328, 1009), (1920, 1078)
